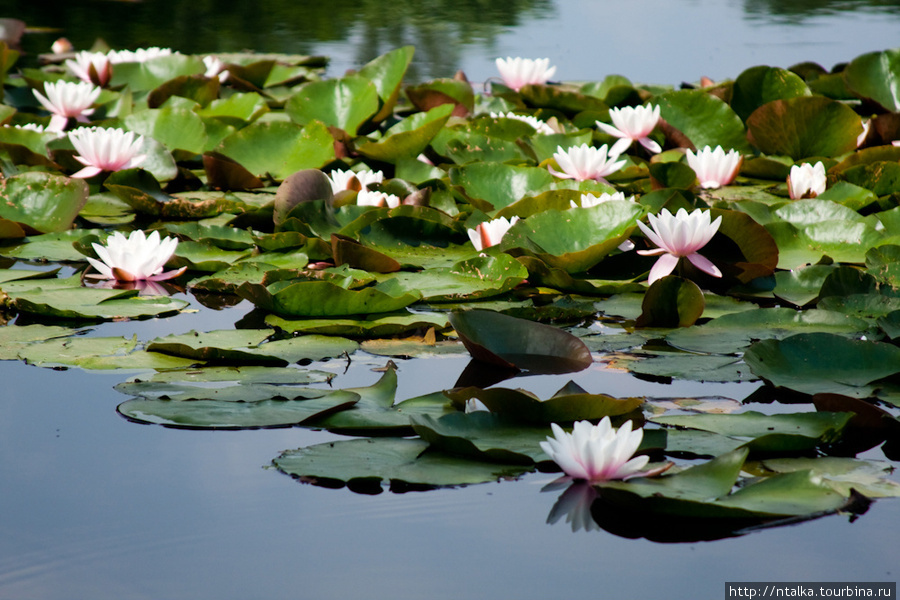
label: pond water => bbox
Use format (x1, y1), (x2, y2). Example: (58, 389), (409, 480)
(2, 1), (900, 599)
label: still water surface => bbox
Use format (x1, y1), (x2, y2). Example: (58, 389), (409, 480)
(1, 0), (900, 598)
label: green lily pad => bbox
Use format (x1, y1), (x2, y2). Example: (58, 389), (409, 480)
(744, 333), (900, 396)
(274, 437), (532, 491)
(386, 253), (527, 302)
(285, 75), (379, 135)
(503, 201), (643, 273)
(117, 388), (359, 429)
(411, 412), (551, 464)
(731, 65), (811, 122)
(636, 276), (705, 328)
(146, 329), (358, 365)
(0, 323), (73, 360)
(266, 311), (449, 337)
(356, 103), (454, 162)
(237, 278), (422, 317)
(665, 308), (869, 355)
(215, 120), (335, 180)
(654, 90), (752, 153)
(445, 383), (643, 424)
(844, 48), (900, 112)
(0, 171), (87, 234)
(746, 96), (862, 159)
(7, 282), (189, 321)
(652, 411), (852, 453)
(449, 162), (555, 211)
(748, 457), (900, 498)
(124, 105), (208, 155)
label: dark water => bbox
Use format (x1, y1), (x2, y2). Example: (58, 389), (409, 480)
(1, 1), (900, 598)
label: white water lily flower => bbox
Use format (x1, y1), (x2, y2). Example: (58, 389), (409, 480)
(637, 208), (722, 285)
(87, 230), (185, 282)
(550, 144), (625, 182)
(596, 104), (662, 155)
(495, 57), (556, 92)
(570, 191), (634, 209)
(327, 169), (385, 194)
(356, 189), (400, 208)
(540, 418), (649, 482)
(489, 111), (554, 134)
(107, 47), (174, 64)
(464, 398), (489, 413)
(467, 216), (519, 252)
(33, 80), (101, 131)
(68, 127), (147, 179)
(685, 145), (743, 189)
(788, 162), (827, 199)
(65, 51), (113, 87)
(203, 55), (229, 82)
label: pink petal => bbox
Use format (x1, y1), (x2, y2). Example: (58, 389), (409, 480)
(648, 253), (680, 284)
(686, 253), (722, 278)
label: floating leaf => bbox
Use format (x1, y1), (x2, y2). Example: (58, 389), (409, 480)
(216, 120), (335, 180)
(285, 75), (379, 135)
(0, 171), (87, 234)
(654, 90), (752, 153)
(636, 276), (704, 328)
(274, 437), (531, 491)
(746, 96), (862, 159)
(844, 48), (900, 112)
(744, 333), (900, 396)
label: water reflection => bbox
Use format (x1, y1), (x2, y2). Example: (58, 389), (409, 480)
(744, 0), (900, 22)
(7, 0), (553, 81)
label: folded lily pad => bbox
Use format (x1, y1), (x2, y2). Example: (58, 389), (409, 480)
(449, 308), (592, 373)
(410, 412), (552, 464)
(445, 384), (643, 424)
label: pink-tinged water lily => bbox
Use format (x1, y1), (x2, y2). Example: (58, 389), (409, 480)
(550, 144), (626, 182)
(203, 56), (229, 82)
(464, 398), (489, 413)
(33, 80), (101, 131)
(65, 51), (113, 87)
(596, 104), (662, 155)
(570, 191), (634, 208)
(68, 127), (147, 178)
(489, 111), (555, 134)
(51, 38), (73, 54)
(107, 47), (174, 63)
(637, 208), (722, 285)
(495, 57), (556, 92)
(327, 169), (385, 194)
(467, 216), (519, 251)
(356, 189), (400, 208)
(788, 162), (827, 199)
(540, 418), (650, 482)
(87, 230), (186, 282)
(685, 145), (743, 189)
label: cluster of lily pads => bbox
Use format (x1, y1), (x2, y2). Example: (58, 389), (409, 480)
(1, 39), (900, 539)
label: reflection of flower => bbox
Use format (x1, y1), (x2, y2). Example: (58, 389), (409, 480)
(356, 189), (400, 208)
(65, 51), (113, 87)
(87, 230), (185, 282)
(328, 169), (385, 194)
(540, 418), (649, 482)
(570, 191), (634, 208)
(87, 277), (177, 297)
(545, 481), (600, 532)
(637, 208), (722, 285)
(489, 111), (554, 134)
(596, 104), (661, 155)
(467, 216), (519, 251)
(685, 145), (743, 189)
(550, 144), (625, 182)
(788, 162), (827, 199)
(495, 57), (556, 92)
(33, 81), (101, 131)
(68, 127), (147, 178)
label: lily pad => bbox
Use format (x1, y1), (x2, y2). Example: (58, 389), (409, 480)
(274, 437), (532, 491)
(449, 308), (592, 373)
(746, 96), (862, 159)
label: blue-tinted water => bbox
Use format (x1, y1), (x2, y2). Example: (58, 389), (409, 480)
(1, 1), (900, 598)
